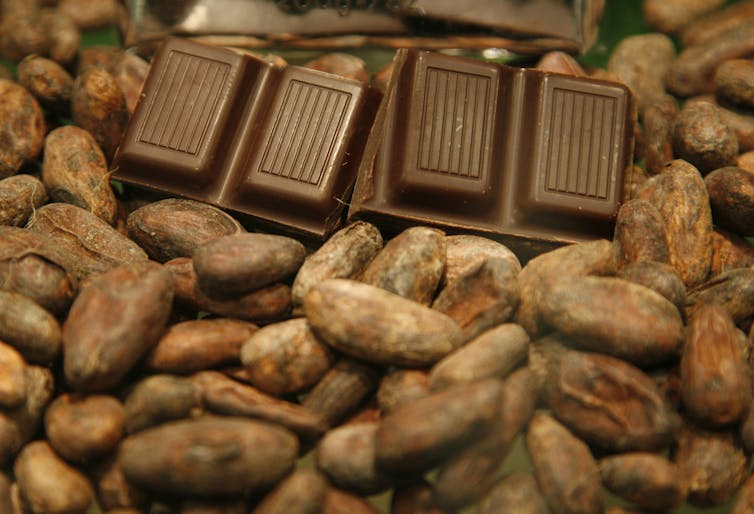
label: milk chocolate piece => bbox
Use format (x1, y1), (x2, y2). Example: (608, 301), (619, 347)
(348, 49), (634, 257)
(114, 37), (380, 239)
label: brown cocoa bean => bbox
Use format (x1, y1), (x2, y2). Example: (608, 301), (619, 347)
(640, 159), (713, 287)
(252, 469), (328, 514)
(166, 257), (291, 322)
(71, 67), (128, 159)
(123, 374), (201, 434)
(57, 0), (120, 29)
(689, 94), (754, 152)
(681, 304), (752, 426)
(14, 441), (95, 514)
(303, 53), (368, 82)
(0, 174), (47, 227)
(432, 257), (519, 342)
(193, 233), (305, 297)
(0, 342), (26, 409)
(741, 403), (754, 454)
(181, 500), (248, 514)
(240, 318), (333, 396)
(0, 291), (60, 365)
(375, 379), (502, 474)
(376, 369), (430, 414)
(126, 198), (245, 263)
(316, 422), (395, 495)
(27, 203), (148, 280)
(667, 20), (754, 97)
(0, 15), (48, 63)
(479, 472), (549, 514)
(617, 260), (686, 313)
(672, 101), (738, 174)
(705, 166), (754, 235)
(146, 318), (258, 374)
(672, 422), (749, 506)
(360, 226), (445, 305)
(642, 94), (678, 174)
(681, 1), (754, 47)
(428, 323), (529, 391)
(643, 0), (725, 34)
(44, 394), (124, 463)
(540, 276), (684, 365)
(515, 239), (617, 338)
(432, 367), (539, 509)
(43, 125), (118, 224)
(526, 412), (603, 514)
(193, 370), (327, 440)
(599, 453), (686, 511)
(111, 52), (149, 115)
(715, 59), (754, 108)
(322, 487), (378, 514)
(0, 252), (76, 317)
(607, 33), (675, 110)
(0, 80), (45, 178)
(305, 279), (463, 366)
(40, 9), (79, 66)
(0, 474), (11, 514)
(77, 46), (119, 74)
(614, 198), (670, 266)
(120, 417), (298, 497)
(687, 268), (754, 324)
(62, 262), (173, 392)
(442, 234), (520, 287)
(302, 358), (379, 428)
(17, 55), (72, 112)
(710, 228), (754, 276)
(534, 340), (679, 452)
(372, 61), (394, 91)
(536, 51), (585, 76)
(292, 221), (382, 308)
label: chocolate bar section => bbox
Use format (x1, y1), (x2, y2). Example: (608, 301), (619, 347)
(114, 38), (381, 239)
(348, 49), (634, 257)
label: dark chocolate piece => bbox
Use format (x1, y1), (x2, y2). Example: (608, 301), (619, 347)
(348, 49), (634, 258)
(114, 37), (380, 239)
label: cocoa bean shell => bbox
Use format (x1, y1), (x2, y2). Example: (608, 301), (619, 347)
(0, 79), (44, 178)
(687, 267), (754, 324)
(442, 234), (520, 287)
(0, 342), (26, 409)
(614, 198), (670, 267)
(710, 229), (754, 276)
(17, 55), (73, 111)
(123, 374), (201, 434)
(617, 260), (686, 314)
(376, 369), (430, 414)
(705, 166), (754, 236)
(0, 291), (60, 365)
(599, 453), (686, 511)
(0, 174), (48, 227)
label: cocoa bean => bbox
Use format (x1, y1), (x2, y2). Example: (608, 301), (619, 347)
(123, 374), (201, 434)
(147, 318), (258, 374)
(42, 125), (118, 224)
(375, 379), (502, 474)
(305, 279), (463, 367)
(240, 318), (333, 395)
(687, 268), (754, 324)
(303, 53), (368, 83)
(322, 487), (378, 514)
(165, 257), (292, 323)
(71, 67), (128, 159)
(442, 234), (520, 286)
(120, 417), (298, 497)
(27, 203), (148, 280)
(681, 304), (752, 426)
(0, 342), (26, 409)
(301, 358), (379, 428)
(17, 55), (72, 112)
(616, 260), (686, 313)
(14, 441), (95, 514)
(599, 453), (686, 511)
(641, 94), (678, 174)
(643, 0), (725, 34)
(715, 59), (754, 108)
(57, 0), (120, 29)
(734, 474), (754, 514)
(316, 422), (395, 495)
(534, 340), (680, 452)
(193, 370), (327, 440)
(360, 226), (445, 305)
(44, 394), (124, 463)
(391, 481), (447, 514)
(126, 198), (245, 263)
(0, 174), (47, 227)
(672, 101), (738, 174)
(681, 1), (754, 47)
(431, 257), (519, 342)
(536, 51), (585, 76)
(62, 262), (173, 392)
(710, 229), (754, 276)
(0, 291), (60, 365)
(111, 52), (149, 116)
(705, 166), (754, 236)
(0, 80), (44, 178)
(526, 412), (603, 514)
(291, 221), (382, 308)
(614, 198), (670, 266)
(607, 33), (675, 110)
(92, 453), (150, 511)
(40, 9), (79, 66)
(428, 323), (529, 391)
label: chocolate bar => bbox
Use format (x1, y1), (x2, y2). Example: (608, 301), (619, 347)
(347, 49), (635, 258)
(113, 37), (380, 239)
